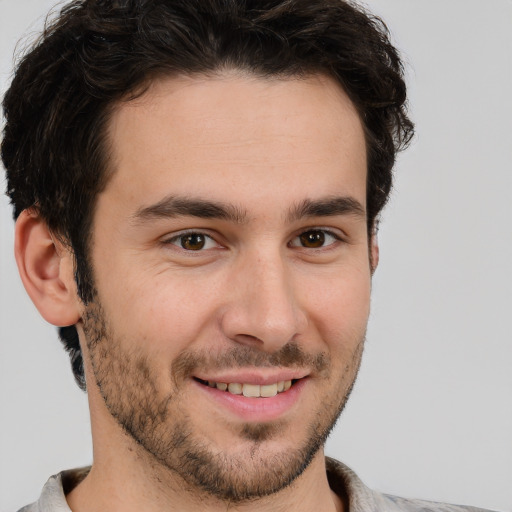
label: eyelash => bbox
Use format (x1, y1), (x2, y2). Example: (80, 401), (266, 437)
(164, 231), (219, 251)
(163, 228), (344, 252)
(288, 229), (342, 249)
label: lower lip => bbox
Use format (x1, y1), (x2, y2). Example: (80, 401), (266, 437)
(194, 378), (307, 423)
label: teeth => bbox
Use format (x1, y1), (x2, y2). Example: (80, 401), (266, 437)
(260, 383), (278, 397)
(242, 383), (260, 397)
(207, 380), (294, 397)
(228, 383), (242, 395)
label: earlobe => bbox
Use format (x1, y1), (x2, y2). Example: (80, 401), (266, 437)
(15, 209), (81, 327)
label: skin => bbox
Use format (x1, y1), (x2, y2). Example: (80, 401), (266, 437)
(16, 72), (376, 512)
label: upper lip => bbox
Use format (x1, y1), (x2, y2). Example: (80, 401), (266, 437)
(194, 369), (309, 385)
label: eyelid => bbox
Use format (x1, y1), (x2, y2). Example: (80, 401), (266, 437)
(162, 229), (221, 250)
(160, 226), (347, 250)
(288, 227), (345, 248)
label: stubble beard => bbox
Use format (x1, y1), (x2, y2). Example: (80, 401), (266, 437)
(82, 300), (364, 504)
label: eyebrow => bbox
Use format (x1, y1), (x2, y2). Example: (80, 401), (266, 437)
(132, 196), (248, 224)
(132, 194), (365, 225)
(286, 196), (366, 223)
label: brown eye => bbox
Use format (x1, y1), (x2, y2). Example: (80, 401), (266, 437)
(299, 230), (325, 248)
(289, 229), (340, 249)
(181, 233), (206, 250)
(166, 231), (218, 252)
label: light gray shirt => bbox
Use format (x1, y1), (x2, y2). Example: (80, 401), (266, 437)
(18, 458), (495, 512)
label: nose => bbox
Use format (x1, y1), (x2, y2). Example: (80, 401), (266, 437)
(220, 250), (308, 352)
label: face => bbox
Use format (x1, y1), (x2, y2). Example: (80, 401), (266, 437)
(80, 73), (371, 502)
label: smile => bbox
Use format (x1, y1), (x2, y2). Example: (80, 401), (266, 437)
(196, 378), (295, 398)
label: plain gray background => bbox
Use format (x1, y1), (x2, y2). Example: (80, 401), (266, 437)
(1, 1), (511, 511)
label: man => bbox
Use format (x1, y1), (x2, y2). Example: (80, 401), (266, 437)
(0, 0), (502, 511)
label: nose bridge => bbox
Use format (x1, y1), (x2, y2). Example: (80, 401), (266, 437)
(221, 244), (307, 351)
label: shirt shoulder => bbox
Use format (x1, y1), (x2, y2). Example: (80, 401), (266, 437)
(16, 468), (90, 512)
(17, 504), (38, 512)
(377, 492), (495, 512)
(325, 457), (497, 512)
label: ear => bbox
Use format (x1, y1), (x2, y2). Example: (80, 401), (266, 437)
(14, 209), (81, 326)
(370, 222), (380, 274)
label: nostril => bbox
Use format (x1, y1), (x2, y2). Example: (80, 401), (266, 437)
(232, 333), (264, 346)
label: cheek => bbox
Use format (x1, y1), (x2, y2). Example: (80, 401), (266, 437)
(96, 269), (221, 352)
(304, 266), (371, 343)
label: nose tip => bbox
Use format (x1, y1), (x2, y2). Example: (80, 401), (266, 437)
(223, 306), (308, 353)
(231, 309), (308, 352)
(220, 261), (308, 352)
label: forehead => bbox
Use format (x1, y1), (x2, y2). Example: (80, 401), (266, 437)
(102, 72), (367, 218)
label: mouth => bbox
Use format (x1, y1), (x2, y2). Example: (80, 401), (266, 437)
(194, 378), (299, 398)
(193, 374), (307, 422)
